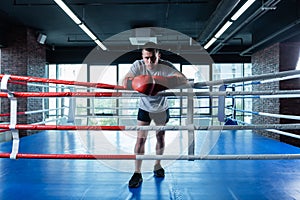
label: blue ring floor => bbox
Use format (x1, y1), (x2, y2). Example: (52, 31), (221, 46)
(1, 130), (300, 199)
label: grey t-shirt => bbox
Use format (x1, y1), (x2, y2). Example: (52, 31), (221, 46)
(130, 59), (180, 113)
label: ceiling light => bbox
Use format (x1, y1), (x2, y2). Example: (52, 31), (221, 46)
(214, 21), (233, 38)
(129, 37), (157, 45)
(95, 39), (107, 51)
(204, 37), (217, 49)
(53, 0), (81, 24)
(231, 0), (256, 21)
(203, 0), (255, 51)
(79, 24), (97, 41)
(53, 0), (107, 50)
(129, 28), (157, 45)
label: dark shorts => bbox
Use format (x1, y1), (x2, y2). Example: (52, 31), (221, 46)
(137, 108), (170, 125)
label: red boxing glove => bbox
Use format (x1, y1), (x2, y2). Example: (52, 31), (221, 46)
(132, 75), (186, 96)
(131, 75), (155, 95)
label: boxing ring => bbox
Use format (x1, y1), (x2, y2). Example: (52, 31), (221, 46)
(1, 71), (300, 199)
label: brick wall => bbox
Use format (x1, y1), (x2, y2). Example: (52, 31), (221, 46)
(252, 43), (280, 139)
(279, 42), (300, 146)
(252, 42), (300, 146)
(26, 28), (46, 130)
(0, 26), (46, 137)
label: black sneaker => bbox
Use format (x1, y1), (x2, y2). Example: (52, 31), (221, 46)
(128, 173), (143, 188)
(153, 164), (165, 177)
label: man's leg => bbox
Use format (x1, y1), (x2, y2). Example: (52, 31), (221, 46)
(152, 125), (166, 177)
(155, 129), (165, 166)
(152, 109), (169, 177)
(134, 120), (150, 173)
(128, 119), (150, 188)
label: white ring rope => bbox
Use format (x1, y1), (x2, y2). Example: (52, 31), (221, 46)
(266, 129), (300, 140)
(32, 116), (68, 125)
(97, 90), (300, 97)
(24, 107), (69, 115)
(1, 90), (300, 98)
(260, 74), (300, 84)
(136, 154), (300, 160)
(230, 74), (300, 88)
(194, 70), (300, 87)
(233, 120), (300, 140)
(257, 94), (300, 99)
(228, 108), (300, 121)
(253, 112), (300, 120)
(122, 124), (300, 131)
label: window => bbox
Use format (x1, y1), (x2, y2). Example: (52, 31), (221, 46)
(89, 65), (117, 125)
(212, 63), (252, 124)
(118, 64), (139, 118)
(182, 64), (210, 116)
(48, 64), (57, 119)
(297, 51), (300, 70)
(243, 63), (252, 123)
(166, 64), (181, 125)
(47, 64), (87, 124)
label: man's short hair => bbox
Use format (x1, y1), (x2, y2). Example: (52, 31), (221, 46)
(142, 42), (158, 54)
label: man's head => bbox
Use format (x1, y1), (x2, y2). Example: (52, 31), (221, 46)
(142, 42), (160, 69)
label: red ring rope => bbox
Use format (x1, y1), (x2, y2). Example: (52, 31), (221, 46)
(1, 153), (300, 160)
(0, 74), (125, 90)
(0, 111), (26, 117)
(0, 91), (124, 98)
(0, 124), (125, 130)
(0, 153), (136, 159)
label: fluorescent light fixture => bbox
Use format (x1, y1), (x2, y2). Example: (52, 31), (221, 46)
(203, 0), (255, 50)
(129, 37), (157, 45)
(79, 24), (97, 41)
(95, 39), (107, 51)
(129, 28), (157, 45)
(53, 0), (81, 24)
(204, 37), (217, 49)
(231, 0), (256, 21)
(214, 21), (233, 38)
(53, 0), (107, 50)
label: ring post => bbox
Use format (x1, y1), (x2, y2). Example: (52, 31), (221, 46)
(231, 84), (236, 119)
(218, 85), (226, 122)
(187, 88), (194, 160)
(67, 88), (75, 124)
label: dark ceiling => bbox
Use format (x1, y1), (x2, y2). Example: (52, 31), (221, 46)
(0, 0), (299, 63)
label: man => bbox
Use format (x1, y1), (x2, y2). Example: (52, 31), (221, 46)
(123, 42), (187, 188)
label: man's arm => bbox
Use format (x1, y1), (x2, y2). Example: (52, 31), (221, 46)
(172, 71), (188, 85)
(130, 73), (188, 96)
(122, 71), (135, 89)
